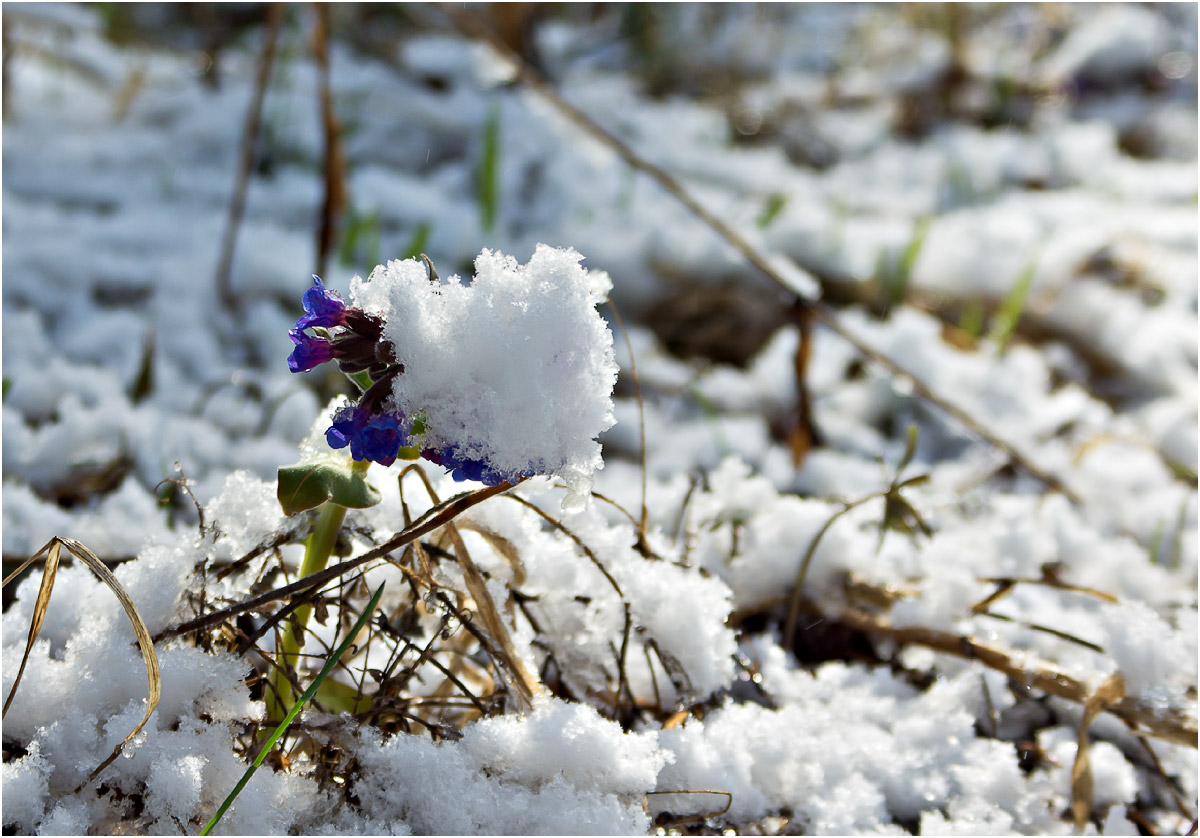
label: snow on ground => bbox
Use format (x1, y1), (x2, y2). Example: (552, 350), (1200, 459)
(2, 4), (1196, 835)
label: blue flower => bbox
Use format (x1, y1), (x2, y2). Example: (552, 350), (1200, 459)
(326, 403), (370, 451)
(356, 414), (409, 466)
(295, 275), (347, 331)
(288, 330), (335, 373)
(326, 403), (410, 467)
(422, 443), (524, 487)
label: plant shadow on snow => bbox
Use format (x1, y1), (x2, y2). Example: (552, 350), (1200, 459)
(2, 3), (1198, 836)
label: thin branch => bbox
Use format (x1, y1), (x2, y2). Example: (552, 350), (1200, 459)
(807, 599), (1197, 749)
(312, 3), (347, 279)
(503, 494), (623, 598)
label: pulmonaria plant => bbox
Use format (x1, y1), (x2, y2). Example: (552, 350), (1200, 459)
(288, 245), (619, 503)
(288, 278), (414, 467)
(289, 274), (508, 481)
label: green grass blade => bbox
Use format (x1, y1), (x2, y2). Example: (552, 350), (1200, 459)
(687, 383), (732, 458)
(756, 192), (787, 230)
(400, 222), (431, 261)
(958, 299), (986, 339)
(200, 581), (386, 836)
(129, 333), (155, 403)
(879, 216), (930, 315)
(478, 104), (500, 233)
(990, 256), (1038, 356)
(1169, 496), (1189, 571)
(1148, 517), (1166, 565)
(364, 211), (381, 270)
(338, 206), (362, 268)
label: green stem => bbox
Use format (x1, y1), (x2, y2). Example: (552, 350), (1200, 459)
(265, 460), (367, 724)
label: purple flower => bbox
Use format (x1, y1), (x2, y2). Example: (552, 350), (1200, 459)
(356, 414), (409, 466)
(326, 403), (410, 467)
(422, 443), (523, 487)
(288, 276), (394, 380)
(295, 276), (347, 331)
(326, 403), (370, 451)
(288, 330), (335, 373)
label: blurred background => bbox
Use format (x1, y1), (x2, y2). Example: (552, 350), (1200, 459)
(3, 3), (1197, 564)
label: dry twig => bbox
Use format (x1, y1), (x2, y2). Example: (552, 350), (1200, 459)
(215, 3), (283, 313)
(801, 600), (1197, 749)
(312, 3), (347, 279)
(401, 466), (543, 708)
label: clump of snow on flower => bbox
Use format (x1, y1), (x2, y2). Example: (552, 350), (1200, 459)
(350, 245), (618, 509)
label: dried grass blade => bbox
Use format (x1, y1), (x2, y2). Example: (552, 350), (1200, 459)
(2, 539), (62, 717)
(788, 300), (820, 466)
(56, 537), (162, 787)
(398, 465), (542, 706)
(1072, 674), (1126, 831)
(455, 520), (526, 588)
(443, 520), (544, 707)
(157, 481), (514, 643)
(644, 789), (733, 825)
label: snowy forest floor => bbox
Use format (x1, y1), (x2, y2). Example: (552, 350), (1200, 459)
(2, 4), (1197, 836)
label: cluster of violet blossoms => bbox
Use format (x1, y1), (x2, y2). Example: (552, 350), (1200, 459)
(288, 276), (523, 486)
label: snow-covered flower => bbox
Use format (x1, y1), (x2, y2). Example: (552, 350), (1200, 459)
(287, 273), (524, 483)
(288, 247), (617, 498)
(422, 442), (523, 487)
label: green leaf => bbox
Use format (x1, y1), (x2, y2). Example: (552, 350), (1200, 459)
(1, 377), (11, 402)
(277, 462), (381, 516)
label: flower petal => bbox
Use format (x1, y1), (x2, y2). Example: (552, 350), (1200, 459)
(288, 332), (335, 373)
(295, 275), (347, 331)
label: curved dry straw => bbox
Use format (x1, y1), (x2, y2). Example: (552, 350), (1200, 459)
(3, 536), (161, 791)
